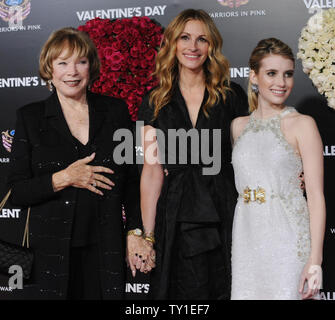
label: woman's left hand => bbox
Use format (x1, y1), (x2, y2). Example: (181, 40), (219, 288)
(299, 260), (322, 299)
(126, 235), (155, 277)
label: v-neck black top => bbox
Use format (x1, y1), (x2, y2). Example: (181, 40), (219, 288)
(54, 95), (98, 247)
(137, 81), (248, 299)
(70, 138), (99, 247)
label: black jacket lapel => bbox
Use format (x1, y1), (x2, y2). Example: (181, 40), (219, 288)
(43, 92), (75, 145)
(43, 91), (109, 147)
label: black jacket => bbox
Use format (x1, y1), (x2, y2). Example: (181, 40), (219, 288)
(7, 91), (141, 299)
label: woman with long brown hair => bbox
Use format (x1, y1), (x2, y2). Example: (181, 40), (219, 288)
(138, 9), (248, 299)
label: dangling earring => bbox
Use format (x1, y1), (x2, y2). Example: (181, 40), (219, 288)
(251, 83), (259, 94)
(47, 80), (54, 92)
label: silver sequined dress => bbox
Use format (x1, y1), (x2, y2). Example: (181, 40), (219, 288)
(231, 107), (311, 300)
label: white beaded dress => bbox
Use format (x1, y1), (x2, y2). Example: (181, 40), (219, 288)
(231, 107), (311, 300)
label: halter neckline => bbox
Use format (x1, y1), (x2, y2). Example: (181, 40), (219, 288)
(251, 107), (291, 121)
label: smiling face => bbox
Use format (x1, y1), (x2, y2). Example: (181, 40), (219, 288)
(250, 54), (294, 108)
(51, 47), (90, 101)
(175, 19), (209, 73)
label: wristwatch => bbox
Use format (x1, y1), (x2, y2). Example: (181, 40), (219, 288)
(127, 228), (143, 237)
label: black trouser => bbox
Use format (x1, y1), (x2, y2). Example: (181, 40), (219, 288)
(67, 244), (102, 300)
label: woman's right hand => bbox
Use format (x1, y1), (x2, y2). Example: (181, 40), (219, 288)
(52, 153), (114, 195)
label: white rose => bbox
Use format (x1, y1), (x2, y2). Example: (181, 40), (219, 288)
(322, 68), (331, 76)
(298, 41), (307, 51)
(302, 59), (314, 71)
(307, 42), (317, 50)
(316, 74), (327, 85)
(323, 43), (331, 53)
(317, 85), (324, 94)
(307, 11), (324, 33)
(305, 49), (316, 59)
(310, 68), (321, 77)
(328, 75), (335, 85)
(318, 48), (329, 60)
(314, 61), (324, 70)
(319, 33), (330, 44)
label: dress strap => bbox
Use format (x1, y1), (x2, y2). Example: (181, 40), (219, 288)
(279, 106), (296, 119)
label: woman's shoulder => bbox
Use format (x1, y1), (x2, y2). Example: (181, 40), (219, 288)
(231, 115), (250, 143)
(221, 81), (249, 117)
(231, 115), (250, 125)
(89, 91), (126, 108)
(89, 92), (131, 118)
(17, 98), (48, 118)
(231, 115), (250, 131)
(228, 81), (246, 95)
(283, 108), (317, 127)
(282, 108), (319, 138)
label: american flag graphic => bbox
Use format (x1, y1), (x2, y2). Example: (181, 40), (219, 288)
(2, 130), (14, 153)
(0, 0), (30, 22)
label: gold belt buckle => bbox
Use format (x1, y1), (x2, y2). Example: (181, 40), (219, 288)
(243, 186), (266, 204)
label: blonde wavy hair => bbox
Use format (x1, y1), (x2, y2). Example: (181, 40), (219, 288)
(149, 9), (231, 119)
(248, 38), (295, 112)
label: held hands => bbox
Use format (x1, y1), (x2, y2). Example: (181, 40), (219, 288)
(126, 234), (156, 277)
(54, 153), (115, 195)
(299, 260), (322, 299)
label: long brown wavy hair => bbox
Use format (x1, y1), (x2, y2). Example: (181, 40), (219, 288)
(149, 9), (231, 119)
(248, 38), (295, 112)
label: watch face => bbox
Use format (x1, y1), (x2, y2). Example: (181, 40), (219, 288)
(135, 229), (142, 236)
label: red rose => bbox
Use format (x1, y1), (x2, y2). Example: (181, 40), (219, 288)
(144, 48), (156, 61)
(139, 17), (150, 29)
(108, 72), (121, 82)
(130, 58), (139, 68)
(111, 63), (122, 71)
(140, 59), (148, 69)
(103, 47), (114, 59)
(110, 52), (124, 64)
(127, 28), (140, 43)
(112, 20), (124, 34)
(111, 86), (120, 97)
(125, 74), (133, 84)
(130, 46), (140, 58)
(120, 91), (128, 99)
(111, 40), (121, 51)
(120, 83), (133, 92)
(135, 87), (145, 96)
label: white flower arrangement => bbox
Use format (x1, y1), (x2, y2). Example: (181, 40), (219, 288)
(297, 9), (335, 109)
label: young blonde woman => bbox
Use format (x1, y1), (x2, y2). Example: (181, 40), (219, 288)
(230, 38), (325, 300)
(138, 9), (248, 299)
